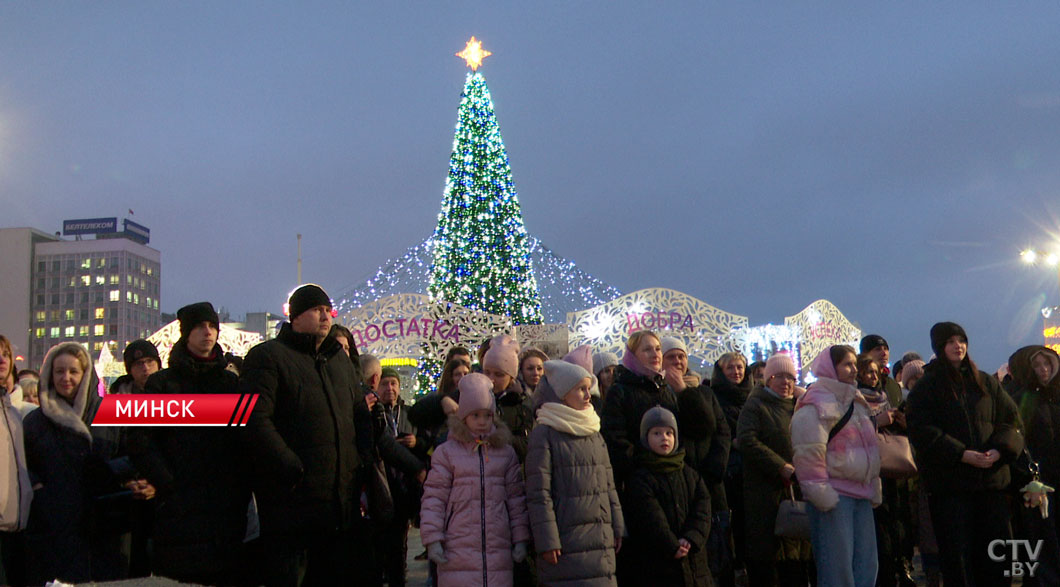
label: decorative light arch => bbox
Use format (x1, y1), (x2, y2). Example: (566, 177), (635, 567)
(784, 300), (862, 372)
(146, 321), (263, 368)
(567, 288), (749, 370)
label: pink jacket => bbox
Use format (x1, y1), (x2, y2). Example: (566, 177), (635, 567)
(420, 417), (531, 587)
(791, 358), (881, 512)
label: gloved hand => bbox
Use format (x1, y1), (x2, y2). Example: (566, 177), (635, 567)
(427, 541), (449, 565)
(512, 541), (528, 563)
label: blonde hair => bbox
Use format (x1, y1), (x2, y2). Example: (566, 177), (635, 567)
(716, 352), (747, 370)
(626, 330), (660, 354)
(51, 344), (91, 375)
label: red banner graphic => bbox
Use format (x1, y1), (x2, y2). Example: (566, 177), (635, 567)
(92, 394), (258, 426)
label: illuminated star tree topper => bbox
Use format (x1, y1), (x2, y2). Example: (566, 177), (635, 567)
(427, 37), (543, 326)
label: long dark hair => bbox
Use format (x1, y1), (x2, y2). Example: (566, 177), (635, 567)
(829, 345), (857, 369)
(438, 358), (469, 399)
(937, 353), (985, 398)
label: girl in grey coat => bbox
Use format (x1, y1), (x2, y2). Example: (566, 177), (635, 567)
(527, 360), (625, 587)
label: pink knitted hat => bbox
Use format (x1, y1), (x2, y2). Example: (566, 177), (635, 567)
(764, 352), (797, 381)
(483, 334), (520, 379)
(562, 344), (594, 374)
(456, 372), (495, 421)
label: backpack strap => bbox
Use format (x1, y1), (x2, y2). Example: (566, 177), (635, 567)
(828, 401), (856, 443)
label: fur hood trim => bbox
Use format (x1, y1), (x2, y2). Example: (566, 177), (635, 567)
(38, 342), (95, 442)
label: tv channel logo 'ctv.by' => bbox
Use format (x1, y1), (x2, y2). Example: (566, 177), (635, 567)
(988, 539), (1044, 579)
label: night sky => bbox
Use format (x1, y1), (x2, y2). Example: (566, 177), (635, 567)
(3, 3), (1060, 369)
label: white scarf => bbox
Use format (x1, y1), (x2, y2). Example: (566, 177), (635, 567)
(536, 402), (600, 437)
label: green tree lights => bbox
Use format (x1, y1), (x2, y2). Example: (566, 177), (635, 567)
(427, 71), (544, 327)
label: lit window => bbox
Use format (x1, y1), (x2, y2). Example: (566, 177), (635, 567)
(64, 326), (74, 337)
(94, 325), (104, 336)
(81, 275), (90, 286)
(35, 328), (44, 339)
(97, 258), (105, 268)
(153, 299), (159, 310)
(141, 263), (146, 274)
(81, 258), (91, 269)
(109, 274), (118, 284)
(95, 308), (105, 319)
(110, 290), (120, 302)
(79, 326), (88, 337)
(64, 310), (75, 321)
(35, 311), (45, 323)
(133, 293), (140, 305)
(95, 275), (104, 285)
(127, 291), (133, 303)
(93, 342), (103, 351)
(49, 327), (59, 338)
(68, 277), (76, 287)
(147, 267), (153, 276)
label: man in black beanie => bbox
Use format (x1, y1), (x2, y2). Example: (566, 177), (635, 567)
(109, 339), (161, 395)
(859, 333), (916, 586)
(241, 284), (371, 585)
(861, 334), (903, 407)
(127, 301), (249, 583)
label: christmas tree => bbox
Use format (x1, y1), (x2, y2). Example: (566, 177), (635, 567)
(427, 38), (544, 327)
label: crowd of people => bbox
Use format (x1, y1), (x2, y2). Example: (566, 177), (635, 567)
(1, 283), (1059, 587)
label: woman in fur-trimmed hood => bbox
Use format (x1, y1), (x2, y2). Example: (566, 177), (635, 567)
(420, 373), (531, 587)
(23, 342), (128, 584)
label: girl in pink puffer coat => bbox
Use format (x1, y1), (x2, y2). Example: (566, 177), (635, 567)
(420, 373), (530, 587)
(791, 345), (881, 586)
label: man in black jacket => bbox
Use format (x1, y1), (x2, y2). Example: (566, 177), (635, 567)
(242, 284), (368, 586)
(129, 301), (249, 584)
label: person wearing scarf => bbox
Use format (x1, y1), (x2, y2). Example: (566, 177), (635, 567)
(601, 330), (679, 488)
(526, 360), (624, 585)
(791, 345), (882, 587)
(23, 342), (128, 584)
(622, 407), (712, 586)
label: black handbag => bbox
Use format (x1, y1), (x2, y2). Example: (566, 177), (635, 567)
(365, 456), (395, 525)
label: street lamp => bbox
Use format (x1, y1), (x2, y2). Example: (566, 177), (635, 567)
(1021, 246), (1060, 319)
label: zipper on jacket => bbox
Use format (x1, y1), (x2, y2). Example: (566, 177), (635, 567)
(479, 445), (488, 587)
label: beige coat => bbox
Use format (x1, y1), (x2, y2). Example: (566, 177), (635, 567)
(1, 384), (33, 532)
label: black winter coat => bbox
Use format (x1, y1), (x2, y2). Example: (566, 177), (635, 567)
(907, 359), (1024, 494)
(128, 341), (250, 578)
(241, 322), (365, 538)
(24, 349), (126, 584)
(677, 384), (730, 512)
(602, 365), (678, 486)
(736, 386), (800, 562)
(623, 449), (712, 587)
(378, 399), (429, 516)
(496, 378), (534, 463)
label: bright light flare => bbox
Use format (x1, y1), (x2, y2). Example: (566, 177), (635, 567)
(456, 37), (491, 71)
(1047, 253), (1059, 267)
(1022, 249), (1038, 264)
